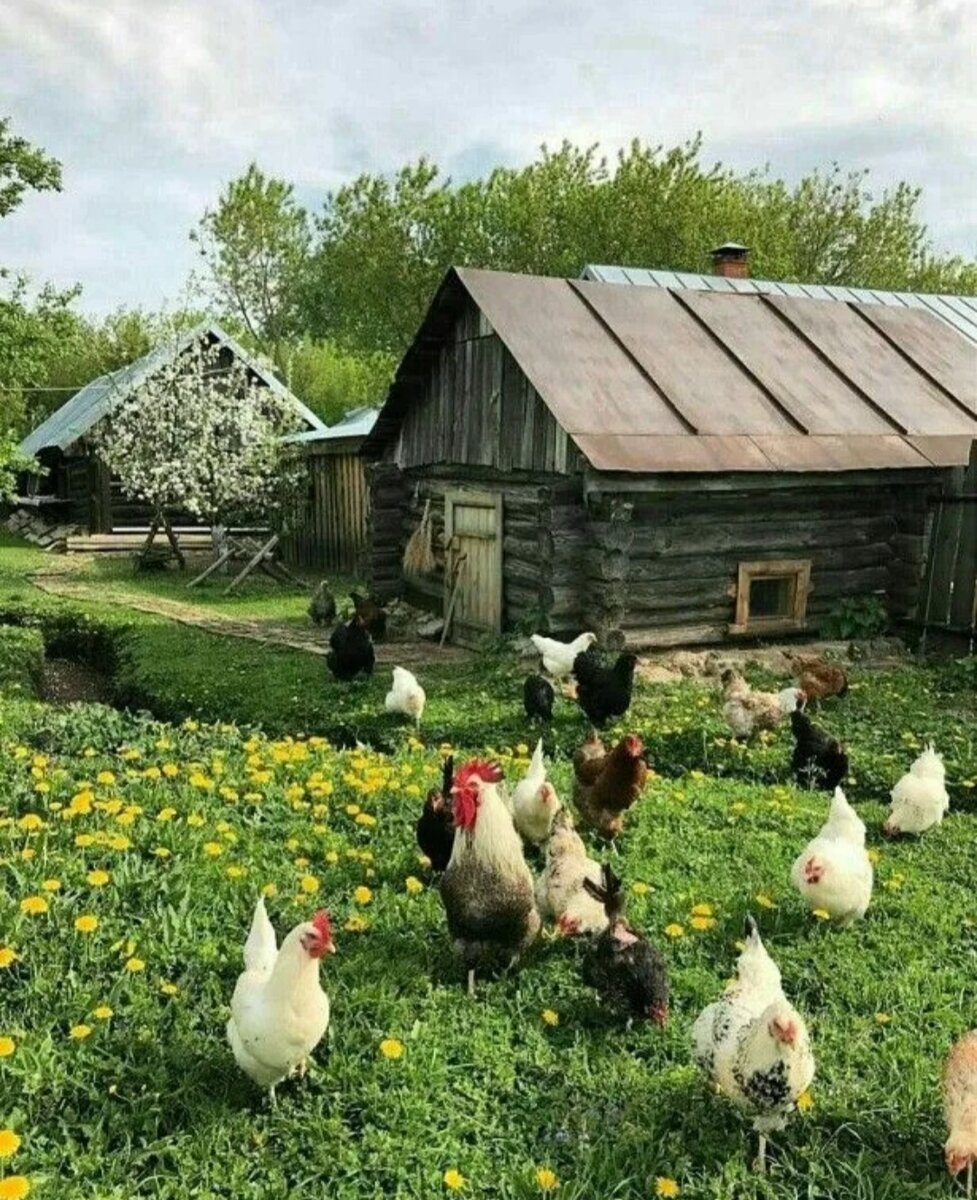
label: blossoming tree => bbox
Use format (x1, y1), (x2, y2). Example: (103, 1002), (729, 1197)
(93, 337), (300, 568)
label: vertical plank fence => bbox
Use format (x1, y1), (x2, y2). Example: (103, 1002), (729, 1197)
(919, 450), (977, 647)
(280, 444), (371, 575)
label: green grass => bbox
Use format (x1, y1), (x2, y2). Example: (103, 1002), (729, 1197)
(0, 691), (976, 1200)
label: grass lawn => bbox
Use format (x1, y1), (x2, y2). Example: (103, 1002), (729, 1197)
(1, 533), (976, 1198)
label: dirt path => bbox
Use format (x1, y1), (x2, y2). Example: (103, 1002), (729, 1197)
(28, 574), (472, 666)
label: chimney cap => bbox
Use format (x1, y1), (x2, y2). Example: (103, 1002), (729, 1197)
(709, 241), (750, 259)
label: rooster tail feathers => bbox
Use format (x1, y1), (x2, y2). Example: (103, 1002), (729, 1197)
(743, 913), (760, 943)
(530, 738), (544, 773)
(582, 862), (625, 921)
(441, 755), (455, 798)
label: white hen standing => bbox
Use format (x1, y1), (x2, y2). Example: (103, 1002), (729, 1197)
(384, 666), (426, 727)
(530, 631), (597, 679)
(693, 915), (815, 1173)
(535, 808), (608, 936)
(790, 786), (873, 922)
(511, 739), (560, 844)
(227, 897), (335, 1106)
(883, 743), (949, 836)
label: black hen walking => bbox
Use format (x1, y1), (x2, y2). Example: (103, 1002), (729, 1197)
(523, 674), (555, 723)
(790, 701), (848, 791)
(582, 863), (669, 1026)
(573, 650), (638, 728)
(326, 616), (375, 682)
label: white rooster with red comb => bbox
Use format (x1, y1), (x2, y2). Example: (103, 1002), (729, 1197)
(227, 896), (336, 1106)
(439, 758), (540, 995)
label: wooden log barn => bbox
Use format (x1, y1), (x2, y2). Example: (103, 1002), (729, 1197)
(15, 323), (325, 552)
(362, 251), (977, 648)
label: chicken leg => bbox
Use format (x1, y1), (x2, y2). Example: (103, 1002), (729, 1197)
(467, 968), (476, 997)
(754, 1134), (767, 1175)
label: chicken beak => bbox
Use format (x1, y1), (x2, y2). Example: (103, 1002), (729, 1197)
(649, 1005), (668, 1027)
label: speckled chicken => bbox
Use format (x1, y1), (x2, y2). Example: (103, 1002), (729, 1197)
(944, 1030), (977, 1195)
(439, 759), (540, 994)
(790, 786), (873, 922)
(581, 863), (668, 1026)
(721, 669), (803, 740)
(307, 580), (336, 626)
(534, 809), (608, 937)
(692, 915), (815, 1173)
(572, 732), (649, 840)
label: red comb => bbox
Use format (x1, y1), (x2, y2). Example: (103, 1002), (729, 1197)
(312, 910), (332, 941)
(454, 759), (503, 788)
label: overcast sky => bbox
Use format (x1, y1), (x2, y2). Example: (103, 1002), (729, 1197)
(0, 0), (974, 315)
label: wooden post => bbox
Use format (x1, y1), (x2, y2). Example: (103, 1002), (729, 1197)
(161, 514), (186, 569)
(223, 533), (280, 595)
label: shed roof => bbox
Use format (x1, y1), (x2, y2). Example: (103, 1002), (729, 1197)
(282, 407), (379, 445)
(582, 263), (977, 347)
(366, 267), (977, 474)
(19, 323), (326, 457)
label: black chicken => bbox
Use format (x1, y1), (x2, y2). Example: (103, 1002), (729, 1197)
(581, 863), (669, 1027)
(416, 756), (455, 873)
(572, 649), (638, 728)
(326, 616), (375, 682)
(308, 580), (337, 626)
(789, 701), (849, 791)
(351, 592), (387, 642)
(523, 674), (555, 723)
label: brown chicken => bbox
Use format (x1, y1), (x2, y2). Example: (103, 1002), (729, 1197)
(943, 1030), (977, 1193)
(572, 733), (649, 840)
(784, 652), (848, 703)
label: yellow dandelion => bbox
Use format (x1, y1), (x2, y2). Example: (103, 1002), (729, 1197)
(663, 923), (685, 939)
(755, 893), (777, 909)
(18, 814), (44, 832)
(405, 876), (424, 895)
(159, 981), (180, 996)
(97, 771), (116, 786)
(541, 1009), (560, 1027)
(226, 865), (246, 879)
(875, 1012), (892, 1025)
(443, 1169), (466, 1191)
(261, 883), (278, 898)
(867, 849), (880, 865)
(655, 1180), (680, 1198)
(108, 835), (130, 851)
(19, 896), (48, 916)
(0, 1038), (15, 1057)
(691, 903), (714, 917)
(0, 1129), (21, 1157)
(690, 916), (717, 932)
(355, 812), (377, 827)
(812, 908), (831, 921)
(535, 1167), (560, 1192)
(344, 916), (368, 933)
(0, 948), (17, 969)
(354, 886), (373, 905)
(202, 842), (223, 858)
(796, 1090), (814, 1114)
(0, 1176), (30, 1199)
(19, 849), (35, 862)
(162, 763), (179, 778)
(125, 957), (146, 973)
(345, 804), (361, 816)
(380, 1038), (405, 1060)
(86, 869), (110, 887)
(93, 1006), (113, 1020)
(299, 875), (320, 895)
(74, 833), (94, 848)
(153, 847), (171, 859)
(186, 814), (205, 828)
(74, 915), (99, 934)
(69, 1024), (92, 1040)
(40, 879), (61, 893)
(631, 882), (650, 896)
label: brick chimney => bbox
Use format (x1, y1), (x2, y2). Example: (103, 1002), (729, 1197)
(709, 242), (750, 279)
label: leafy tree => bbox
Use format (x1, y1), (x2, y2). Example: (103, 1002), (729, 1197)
(92, 336), (302, 563)
(284, 339), (394, 426)
(0, 426), (39, 502)
(191, 164), (310, 363)
(0, 116), (61, 219)
(0, 275), (83, 433)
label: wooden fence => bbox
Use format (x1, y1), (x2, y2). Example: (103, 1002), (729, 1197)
(918, 452), (977, 644)
(280, 444), (370, 575)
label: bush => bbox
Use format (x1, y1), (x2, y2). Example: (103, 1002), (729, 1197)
(821, 597), (889, 640)
(0, 624), (43, 695)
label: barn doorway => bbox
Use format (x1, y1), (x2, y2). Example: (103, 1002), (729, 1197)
(444, 491), (503, 645)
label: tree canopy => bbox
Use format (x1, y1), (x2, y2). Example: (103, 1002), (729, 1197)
(0, 115), (61, 219)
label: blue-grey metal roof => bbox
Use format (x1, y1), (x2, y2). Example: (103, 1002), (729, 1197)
(281, 407), (379, 445)
(581, 265), (977, 346)
(19, 323), (326, 457)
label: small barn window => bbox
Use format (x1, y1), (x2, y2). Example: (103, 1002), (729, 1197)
(730, 560), (811, 636)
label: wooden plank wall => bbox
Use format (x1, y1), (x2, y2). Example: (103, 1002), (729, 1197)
(281, 450), (371, 575)
(917, 452), (977, 633)
(392, 296), (571, 475)
(596, 484), (933, 647)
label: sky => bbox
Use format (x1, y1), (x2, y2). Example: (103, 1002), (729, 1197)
(0, 0), (974, 316)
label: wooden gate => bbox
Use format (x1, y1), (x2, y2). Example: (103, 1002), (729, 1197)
(444, 491), (503, 645)
(919, 456), (977, 643)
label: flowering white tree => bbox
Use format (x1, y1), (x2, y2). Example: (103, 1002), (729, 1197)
(93, 337), (300, 565)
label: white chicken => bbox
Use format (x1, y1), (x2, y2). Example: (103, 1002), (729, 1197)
(227, 897), (335, 1106)
(535, 808), (608, 936)
(384, 666), (426, 727)
(720, 669), (803, 740)
(944, 1030), (977, 1196)
(530, 631), (597, 680)
(883, 743), (949, 836)
(790, 786), (873, 922)
(511, 739), (560, 844)
(692, 915), (815, 1173)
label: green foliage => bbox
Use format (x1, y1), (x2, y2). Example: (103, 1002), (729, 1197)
(191, 163), (310, 361)
(0, 426), (42, 502)
(0, 115), (61, 218)
(283, 338), (394, 425)
(0, 624), (42, 695)
(821, 597), (890, 641)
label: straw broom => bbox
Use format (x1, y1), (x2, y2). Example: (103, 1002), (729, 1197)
(403, 499), (436, 576)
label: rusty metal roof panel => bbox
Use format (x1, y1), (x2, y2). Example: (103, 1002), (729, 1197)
(752, 435), (932, 472)
(675, 289), (899, 436)
(457, 269), (688, 436)
(571, 281), (797, 435)
(906, 436), (977, 467)
(764, 295), (976, 435)
(573, 433), (775, 473)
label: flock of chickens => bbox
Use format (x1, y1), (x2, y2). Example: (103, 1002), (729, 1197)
(229, 598), (968, 1186)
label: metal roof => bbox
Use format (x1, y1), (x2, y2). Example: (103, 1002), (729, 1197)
(282, 407), (379, 445)
(367, 267), (977, 474)
(19, 323), (325, 457)
(582, 264), (977, 347)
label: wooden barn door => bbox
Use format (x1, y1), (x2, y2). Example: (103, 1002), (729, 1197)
(444, 491), (503, 645)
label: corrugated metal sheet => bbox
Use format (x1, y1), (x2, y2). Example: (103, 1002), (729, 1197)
(583, 263), (977, 346)
(282, 407), (379, 445)
(19, 323), (325, 457)
(452, 267), (977, 473)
